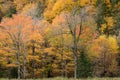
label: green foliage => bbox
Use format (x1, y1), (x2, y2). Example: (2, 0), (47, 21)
(10, 68), (18, 78)
(0, 10), (3, 21)
(5, 6), (16, 17)
(111, 0), (119, 6)
(96, 0), (120, 36)
(0, 69), (5, 77)
(77, 52), (93, 78)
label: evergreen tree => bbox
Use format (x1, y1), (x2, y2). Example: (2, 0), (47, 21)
(77, 51), (93, 78)
(5, 6), (16, 17)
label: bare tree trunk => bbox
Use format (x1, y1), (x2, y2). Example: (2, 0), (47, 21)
(23, 43), (26, 80)
(74, 55), (78, 79)
(16, 43), (20, 80)
(65, 6), (83, 79)
(65, 60), (67, 77)
(7, 58), (11, 80)
(61, 52), (64, 78)
(32, 43), (35, 80)
(102, 50), (106, 77)
(61, 29), (64, 78)
(17, 50), (20, 80)
(73, 36), (78, 79)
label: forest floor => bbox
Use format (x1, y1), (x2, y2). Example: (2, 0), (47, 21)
(0, 77), (120, 80)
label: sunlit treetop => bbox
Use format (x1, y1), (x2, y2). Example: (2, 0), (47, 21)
(100, 17), (115, 33)
(0, 14), (34, 42)
(21, 3), (38, 18)
(76, 0), (96, 7)
(44, 0), (75, 23)
(88, 35), (119, 58)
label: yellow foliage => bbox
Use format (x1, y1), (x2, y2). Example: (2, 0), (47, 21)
(44, 0), (74, 22)
(105, 0), (111, 4)
(44, 0), (56, 22)
(105, 17), (114, 28)
(21, 3), (37, 16)
(100, 17), (114, 32)
(14, 0), (35, 10)
(79, 0), (90, 6)
(104, 0), (111, 7)
(98, 35), (118, 54)
(27, 55), (40, 61)
(90, 0), (96, 5)
(6, 63), (17, 68)
(52, 64), (58, 68)
(44, 47), (55, 55)
(108, 36), (119, 53)
(53, 0), (74, 12)
(88, 35), (119, 59)
(44, 11), (55, 22)
(0, 5), (2, 10)
(101, 23), (107, 32)
(14, 0), (26, 10)
(99, 35), (106, 40)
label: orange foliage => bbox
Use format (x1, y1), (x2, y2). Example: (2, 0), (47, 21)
(0, 14), (33, 42)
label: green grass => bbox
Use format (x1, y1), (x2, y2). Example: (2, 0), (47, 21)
(1, 77), (120, 80)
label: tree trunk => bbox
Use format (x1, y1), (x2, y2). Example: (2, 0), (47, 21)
(73, 48), (78, 79)
(16, 44), (20, 80)
(65, 60), (67, 77)
(32, 43), (35, 80)
(61, 29), (65, 78)
(17, 55), (20, 80)
(23, 43), (26, 80)
(73, 35), (78, 80)
(8, 59), (11, 80)
(61, 49), (64, 78)
(103, 51), (106, 77)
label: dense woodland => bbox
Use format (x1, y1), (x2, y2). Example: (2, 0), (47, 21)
(0, 0), (120, 80)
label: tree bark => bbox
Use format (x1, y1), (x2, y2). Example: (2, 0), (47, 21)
(32, 43), (35, 80)
(61, 29), (65, 78)
(73, 35), (78, 79)
(16, 44), (20, 80)
(23, 43), (26, 80)
(65, 6), (83, 79)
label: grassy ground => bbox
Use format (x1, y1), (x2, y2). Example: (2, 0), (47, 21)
(0, 77), (120, 80)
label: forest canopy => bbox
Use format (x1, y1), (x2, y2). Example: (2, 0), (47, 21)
(0, 0), (120, 80)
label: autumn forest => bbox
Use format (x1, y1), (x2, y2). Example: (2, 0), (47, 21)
(0, 0), (120, 80)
